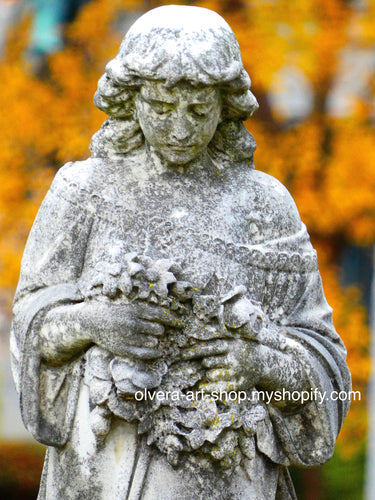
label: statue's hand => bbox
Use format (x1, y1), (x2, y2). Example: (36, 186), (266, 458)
(181, 337), (309, 403)
(40, 301), (180, 363)
(181, 338), (261, 392)
(87, 301), (180, 359)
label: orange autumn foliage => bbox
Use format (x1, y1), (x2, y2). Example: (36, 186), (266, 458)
(1, 0), (373, 455)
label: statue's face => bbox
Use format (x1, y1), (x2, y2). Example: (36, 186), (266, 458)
(135, 81), (222, 166)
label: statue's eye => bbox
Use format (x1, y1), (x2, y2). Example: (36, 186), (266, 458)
(190, 104), (212, 118)
(149, 101), (174, 115)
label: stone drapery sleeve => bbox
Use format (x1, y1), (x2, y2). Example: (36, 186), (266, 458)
(10, 163), (92, 445)
(253, 230), (351, 467)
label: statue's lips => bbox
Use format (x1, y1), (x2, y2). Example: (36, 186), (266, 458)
(166, 144), (194, 152)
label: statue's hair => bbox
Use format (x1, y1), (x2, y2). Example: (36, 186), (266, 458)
(90, 6), (258, 169)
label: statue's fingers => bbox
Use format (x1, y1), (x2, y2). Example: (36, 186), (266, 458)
(133, 319), (165, 337)
(120, 345), (162, 359)
(206, 368), (234, 382)
(136, 305), (183, 327)
(125, 333), (158, 348)
(182, 340), (228, 360)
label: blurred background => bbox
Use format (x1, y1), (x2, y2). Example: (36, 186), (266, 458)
(0, 0), (374, 498)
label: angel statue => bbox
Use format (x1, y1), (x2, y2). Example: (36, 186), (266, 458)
(11, 5), (351, 500)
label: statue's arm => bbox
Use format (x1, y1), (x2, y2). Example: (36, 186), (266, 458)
(39, 300), (176, 365)
(248, 188), (352, 465)
(10, 163), (95, 444)
(247, 188), (351, 465)
(184, 179), (351, 466)
(260, 269), (351, 466)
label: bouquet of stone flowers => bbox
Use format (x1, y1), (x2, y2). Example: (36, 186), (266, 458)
(80, 252), (269, 469)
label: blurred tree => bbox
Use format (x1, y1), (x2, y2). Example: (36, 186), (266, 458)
(0, 0), (139, 295)
(0, 0), (373, 497)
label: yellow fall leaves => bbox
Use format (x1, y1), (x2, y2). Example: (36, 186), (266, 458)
(0, 0), (374, 453)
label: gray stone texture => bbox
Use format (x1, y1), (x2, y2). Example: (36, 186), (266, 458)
(11, 6), (351, 499)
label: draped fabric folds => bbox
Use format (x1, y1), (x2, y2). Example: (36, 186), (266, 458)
(11, 154), (351, 499)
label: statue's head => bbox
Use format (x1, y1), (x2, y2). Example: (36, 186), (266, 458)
(91, 5), (258, 169)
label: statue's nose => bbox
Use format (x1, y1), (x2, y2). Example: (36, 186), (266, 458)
(170, 111), (192, 142)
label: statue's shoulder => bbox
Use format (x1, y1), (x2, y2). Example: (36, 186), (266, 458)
(51, 150), (144, 201)
(234, 167), (302, 239)
(52, 157), (106, 194)
(250, 169), (300, 215)
(49, 157), (121, 210)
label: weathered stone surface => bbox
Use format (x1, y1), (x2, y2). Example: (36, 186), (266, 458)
(11, 5), (351, 499)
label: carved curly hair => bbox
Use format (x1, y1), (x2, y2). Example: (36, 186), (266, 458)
(90, 6), (258, 170)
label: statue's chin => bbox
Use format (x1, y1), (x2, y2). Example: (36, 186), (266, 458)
(146, 143), (206, 168)
(160, 152), (197, 167)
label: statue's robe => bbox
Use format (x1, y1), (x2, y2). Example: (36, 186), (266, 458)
(11, 148), (351, 499)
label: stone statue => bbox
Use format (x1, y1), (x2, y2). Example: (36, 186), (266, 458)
(11, 6), (351, 499)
